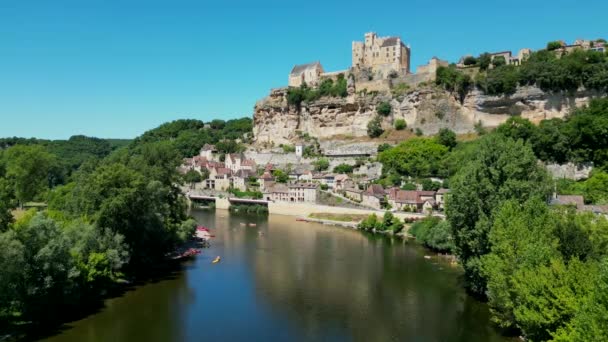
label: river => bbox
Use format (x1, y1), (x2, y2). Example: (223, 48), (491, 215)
(41, 210), (510, 342)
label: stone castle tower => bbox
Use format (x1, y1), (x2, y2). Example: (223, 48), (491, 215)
(352, 32), (411, 76)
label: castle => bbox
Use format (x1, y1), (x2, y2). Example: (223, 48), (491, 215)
(288, 32), (412, 87)
(352, 32), (411, 76)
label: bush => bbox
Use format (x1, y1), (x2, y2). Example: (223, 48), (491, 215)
(394, 119), (407, 130)
(435, 66), (472, 102)
(367, 116), (384, 138)
(377, 143), (391, 153)
(409, 217), (454, 253)
(463, 56), (477, 66)
(415, 128), (423, 136)
(333, 164), (354, 174)
(547, 40), (563, 51)
(281, 144), (295, 153)
(313, 158), (330, 171)
(377, 102), (392, 116)
(320, 184), (329, 191)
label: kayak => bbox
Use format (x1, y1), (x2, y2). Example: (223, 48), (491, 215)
(212, 256), (221, 264)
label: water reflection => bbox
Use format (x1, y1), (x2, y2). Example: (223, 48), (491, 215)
(42, 210), (508, 342)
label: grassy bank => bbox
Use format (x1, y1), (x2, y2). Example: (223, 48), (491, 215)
(308, 212), (368, 222)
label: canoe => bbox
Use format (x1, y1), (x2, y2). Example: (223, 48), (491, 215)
(212, 256), (221, 264)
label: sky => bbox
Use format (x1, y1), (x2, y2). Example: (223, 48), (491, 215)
(0, 0), (606, 139)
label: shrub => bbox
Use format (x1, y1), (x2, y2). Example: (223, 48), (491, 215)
(313, 158), (330, 171)
(463, 56), (477, 66)
(377, 143), (391, 153)
(415, 128), (423, 136)
(409, 217), (454, 253)
(281, 144), (295, 153)
(394, 119), (407, 130)
(547, 40), (563, 51)
(377, 102), (392, 116)
(320, 184), (329, 191)
(333, 164), (354, 174)
(367, 116), (384, 138)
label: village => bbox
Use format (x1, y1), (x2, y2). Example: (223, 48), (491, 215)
(180, 143), (449, 215)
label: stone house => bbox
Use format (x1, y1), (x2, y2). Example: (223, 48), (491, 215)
(388, 190), (436, 212)
(232, 170), (255, 192)
(263, 182), (318, 203)
(258, 171), (275, 192)
(362, 184), (386, 209)
(213, 168), (232, 191)
(288, 61), (324, 87)
(344, 187), (363, 202)
(313, 173), (335, 188)
(199, 144), (217, 160)
(436, 188), (450, 210)
(225, 154), (256, 173)
(334, 174), (351, 191)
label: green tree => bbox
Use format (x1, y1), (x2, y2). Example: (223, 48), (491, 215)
(183, 169), (203, 188)
(435, 128), (457, 149)
(446, 134), (551, 296)
(377, 102), (392, 116)
(547, 40), (563, 51)
(333, 163), (354, 174)
(378, 138), (448, 178)
(553, 258), (608, 341)
(367, 116), (384, 138)
(313, 158), (330, 171)
(377, 143), (391, 153)
(273, 170), (289, 183)
(394, 119), (407, 130)
(478, 53), (492, 71)
(495, 116), (537, 142)
(5, 144), (57, 206)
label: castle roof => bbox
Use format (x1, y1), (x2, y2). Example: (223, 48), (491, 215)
(290, 61), (322, 76)
(380, 37), (402, 48)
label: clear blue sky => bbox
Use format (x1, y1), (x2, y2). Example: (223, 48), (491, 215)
(0, 0), (606, 139)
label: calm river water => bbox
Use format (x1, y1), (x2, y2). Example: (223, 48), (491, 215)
(42, 210), (509, 342)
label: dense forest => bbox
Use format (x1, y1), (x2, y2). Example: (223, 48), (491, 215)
(379, 99), (608, 340)
(0, 117), (252, 333)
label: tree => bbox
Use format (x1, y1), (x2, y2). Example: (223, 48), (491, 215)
(446, 134), (551, 296)
(553, 258), (608, 341)
(0, 178), (15, 232)
(491, 56), (506, 68)
(4, 144), (57, 206)
(547, 40), (563, 51)
(478, 53), (492, 71)
(183, 170), (203, 189)
(333, 164), (354, 174)
(377, 143), (391, 153)
(367, 116), (384, 138)
(378, 138), (448, 178)
(495, 117), (537, 142)
(273, 170), (289, 183)
(463, 56), (477, 66)
(313, 158), (330, 171)
(377, 102), (392, 116)
(421, 178), (441, 191)
(394, 119), (407, 130)
(436, 128), (457, 149)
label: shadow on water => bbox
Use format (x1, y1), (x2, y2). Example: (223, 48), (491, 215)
(9, 257), (191, 342)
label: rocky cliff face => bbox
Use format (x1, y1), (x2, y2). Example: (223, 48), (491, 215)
(253, 86), (603, 145)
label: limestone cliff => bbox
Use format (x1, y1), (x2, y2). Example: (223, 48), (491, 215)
(253, 86), (603, 145)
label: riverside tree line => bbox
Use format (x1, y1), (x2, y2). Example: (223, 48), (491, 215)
(375, 99), (608, 340)
(0, 118), (252, 332)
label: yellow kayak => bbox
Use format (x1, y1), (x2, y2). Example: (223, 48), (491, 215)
(212, 256), (221, 264)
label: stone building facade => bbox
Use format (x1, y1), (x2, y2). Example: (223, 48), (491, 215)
(352, 32), (411, 76)
(288, 61), (324, 87)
